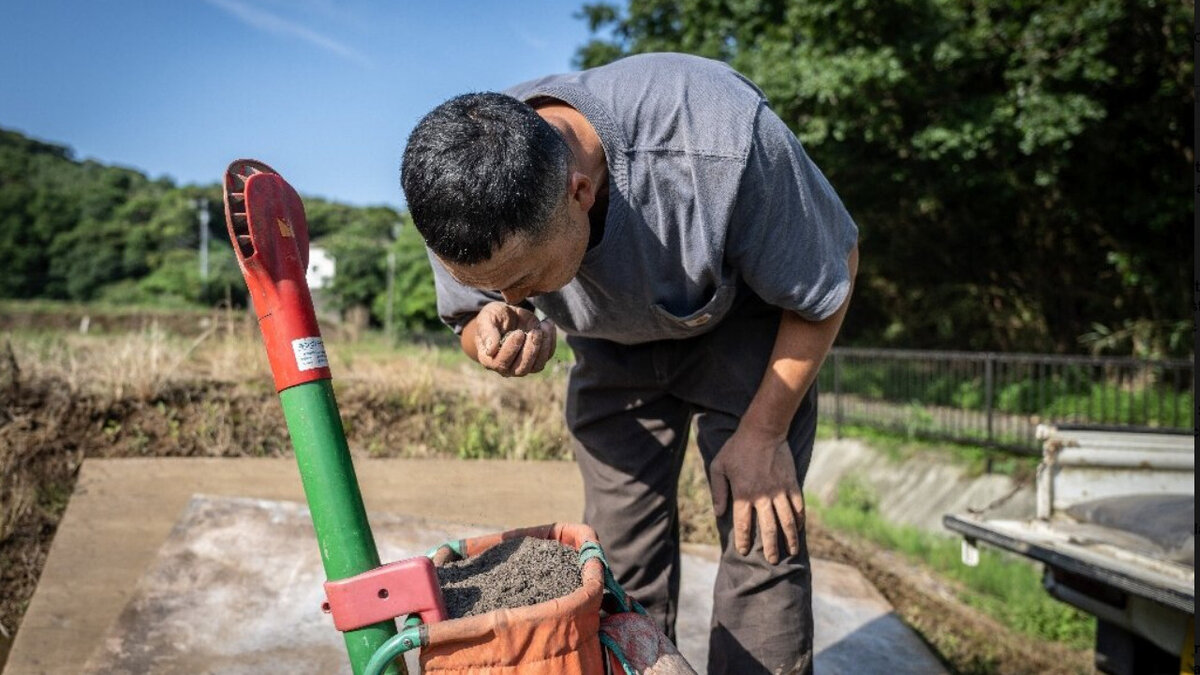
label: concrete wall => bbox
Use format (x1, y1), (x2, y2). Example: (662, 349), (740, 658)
(807, 439), (1035, 534)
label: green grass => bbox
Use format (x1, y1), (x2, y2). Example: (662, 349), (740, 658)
(422, 396), (566, 460)
(818, 359), (1192, 428)
(816, 420), (1038, 479)
(811, 478), (1095, 650)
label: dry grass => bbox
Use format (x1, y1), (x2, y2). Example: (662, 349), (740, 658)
(0, 323), (575, 644)
(10, 317), (267, 397)
(4, 323), (576, 460)
(0, 321), (1094, 675)
(678, 442), (718, 545)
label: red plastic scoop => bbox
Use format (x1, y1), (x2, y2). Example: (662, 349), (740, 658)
(223, 159), (331, 392)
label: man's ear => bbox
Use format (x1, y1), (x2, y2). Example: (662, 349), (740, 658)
(568, 171), (596, 214)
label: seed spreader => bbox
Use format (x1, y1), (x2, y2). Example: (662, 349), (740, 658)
(221, 160), (693, 675)
(222, 159), (443, 675)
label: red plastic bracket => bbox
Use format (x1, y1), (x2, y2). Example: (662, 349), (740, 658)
(321, 556), (448, 632)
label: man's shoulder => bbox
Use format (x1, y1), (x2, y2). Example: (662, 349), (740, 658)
(586, 52), (753, 84)
(507, 52), (763, 103)
(507, 53), (766, 158)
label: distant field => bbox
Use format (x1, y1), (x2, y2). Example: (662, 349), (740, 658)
(0, 299), (223, 336)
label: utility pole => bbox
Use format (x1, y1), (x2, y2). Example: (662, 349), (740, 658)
(386, 222), (401, 341)
(385, 249), (396, 341)
(194, 197), (210, 282)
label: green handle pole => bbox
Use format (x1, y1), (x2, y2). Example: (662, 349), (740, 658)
(279, 379), (402, 675)
(221, 160), (404, 673)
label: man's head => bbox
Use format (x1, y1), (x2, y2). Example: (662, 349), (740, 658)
(402, 92), (569, 246)
(402, 92), (595, 304)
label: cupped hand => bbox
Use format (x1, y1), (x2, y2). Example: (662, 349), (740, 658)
(709, 425), (805, 564)
(473, 302), (557, 377)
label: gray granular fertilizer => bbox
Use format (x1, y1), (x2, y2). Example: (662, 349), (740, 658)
(436, 537), (582, 619)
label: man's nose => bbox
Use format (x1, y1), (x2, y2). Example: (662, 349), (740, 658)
(501, 288), (528, 305)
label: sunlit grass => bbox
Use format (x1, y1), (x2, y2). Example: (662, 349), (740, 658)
(815, 420), (1038, 478)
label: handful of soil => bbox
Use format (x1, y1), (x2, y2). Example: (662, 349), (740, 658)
(435, 536), (582, 619)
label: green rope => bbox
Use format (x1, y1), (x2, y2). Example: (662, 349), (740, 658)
(599, 631), (639, 675)
(579, 541), (648, 616)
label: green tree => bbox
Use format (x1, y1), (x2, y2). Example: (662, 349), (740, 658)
(0, 130), (80, 298)
(0, 126), (402, 314)
(372, 215), (441, 332)
(576, 0), (1191, 356)
(321, 203), (405, 321)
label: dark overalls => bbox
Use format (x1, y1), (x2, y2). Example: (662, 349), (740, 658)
(566, 287), (817, 675)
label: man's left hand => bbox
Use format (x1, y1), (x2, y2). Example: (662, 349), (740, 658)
(709, 426), (805, 564)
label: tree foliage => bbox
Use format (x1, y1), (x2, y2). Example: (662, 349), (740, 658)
(322, 205), (397, 311)
(373, 216), (441, 332)
(0, 127), (442, 331)
(576, 0), (1191, 356)
(0, 129), (240, 305)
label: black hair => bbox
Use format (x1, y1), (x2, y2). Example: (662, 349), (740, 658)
(400, 92), (571, 265)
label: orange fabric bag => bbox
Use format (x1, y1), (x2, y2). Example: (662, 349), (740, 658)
(419, 523), (607, 675)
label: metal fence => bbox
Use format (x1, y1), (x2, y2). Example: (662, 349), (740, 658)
(817, 348), (1194, 454)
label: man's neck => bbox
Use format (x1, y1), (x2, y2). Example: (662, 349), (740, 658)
(534, 102), (607, 188)
(535, 101), (610, 249)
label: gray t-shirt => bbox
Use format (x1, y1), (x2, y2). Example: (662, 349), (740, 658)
(428, 53), (858, 345)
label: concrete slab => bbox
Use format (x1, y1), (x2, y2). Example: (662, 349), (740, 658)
(82, 496), (486, 674)
(6, 459), (945, 674)
(673, 544), (945, 674)
(5, 458), (583, 675)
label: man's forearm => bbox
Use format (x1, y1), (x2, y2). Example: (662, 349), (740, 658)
(460, 315), (483, 362)
(741, 247), (858, 435)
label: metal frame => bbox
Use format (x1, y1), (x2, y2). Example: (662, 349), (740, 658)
(820, 347), (1193, 453)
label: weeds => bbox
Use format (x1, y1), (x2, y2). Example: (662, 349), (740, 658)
(816, 420), (1038, 479)
(811, 478), (1095, 650)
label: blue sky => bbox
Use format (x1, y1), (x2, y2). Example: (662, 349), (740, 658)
(0, 0), (596, 209)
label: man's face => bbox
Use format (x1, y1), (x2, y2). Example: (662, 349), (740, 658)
(439, 210), (589, 305)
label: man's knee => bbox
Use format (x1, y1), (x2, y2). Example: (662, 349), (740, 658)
(709, 540), (814, 674)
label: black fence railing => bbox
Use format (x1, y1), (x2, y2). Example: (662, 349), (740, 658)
(817, 348), (1194, 454)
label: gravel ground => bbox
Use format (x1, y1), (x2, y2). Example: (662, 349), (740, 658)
(436, 536), (582, 619)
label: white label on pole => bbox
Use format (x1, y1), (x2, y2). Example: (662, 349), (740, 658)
(961, 538), (980, 567)
(292, 337), (329, 371)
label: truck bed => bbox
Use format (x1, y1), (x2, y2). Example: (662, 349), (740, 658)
(944, 509), (1194, 614)
(944, 427), (1194, 671)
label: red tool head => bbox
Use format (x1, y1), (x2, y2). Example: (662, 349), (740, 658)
(223, 159), (331, 391)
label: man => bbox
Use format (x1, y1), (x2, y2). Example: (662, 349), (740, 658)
(401, 52), (858, 674)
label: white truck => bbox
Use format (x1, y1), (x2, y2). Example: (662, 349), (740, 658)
(944, 426), (1194, 674)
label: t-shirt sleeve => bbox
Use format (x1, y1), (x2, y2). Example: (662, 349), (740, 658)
(726, 103), (859, 321)
(427, 248), (503, 335)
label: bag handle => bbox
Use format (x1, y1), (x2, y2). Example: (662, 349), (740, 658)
(581, 541), (650, 675)
(579, 541), (648, 617)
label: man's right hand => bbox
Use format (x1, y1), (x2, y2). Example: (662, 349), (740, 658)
(465, 302), (557, 377)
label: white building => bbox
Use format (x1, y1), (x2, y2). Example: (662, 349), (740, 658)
(307, 246), (335, 289)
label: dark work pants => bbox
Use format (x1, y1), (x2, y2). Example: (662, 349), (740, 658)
(565, 291), (817, 675)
